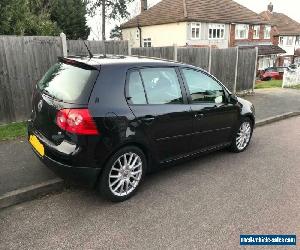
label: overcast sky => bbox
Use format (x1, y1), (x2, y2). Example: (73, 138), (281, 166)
(87, 0), (300, 40)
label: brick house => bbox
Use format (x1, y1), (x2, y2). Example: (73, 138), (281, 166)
(260, 3), (300, 66)
(121, 0), (285, 70)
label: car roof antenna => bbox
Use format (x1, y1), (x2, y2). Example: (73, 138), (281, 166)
(83, 40), (93, 59)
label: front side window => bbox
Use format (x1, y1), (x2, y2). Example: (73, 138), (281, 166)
(143, 38), (151, 47)
(296, 36), (300, 45)
(127, 71), (147, 104)
(264, 25), (271, 39)
(208, 23), (225, 39)
(235, 24), (249, 39)
(191, 22), (201, 39)
(140, 68), (183, 104)
(182, 68), (225, 103)
(253, 25), (260, 39)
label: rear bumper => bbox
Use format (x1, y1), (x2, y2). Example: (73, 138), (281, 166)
(28, 122), (101, 187)
(33, 149), (101, 187)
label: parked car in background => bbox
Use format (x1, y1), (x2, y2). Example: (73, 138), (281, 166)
(260, 66), (288, 81)
(28, 56), (255, 202)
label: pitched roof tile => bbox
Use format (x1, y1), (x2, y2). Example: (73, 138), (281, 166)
(260, 11), (300, 36)
(121, 0), (267, 29)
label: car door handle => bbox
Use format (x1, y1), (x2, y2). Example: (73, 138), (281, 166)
(141, 116), (155, 123)
(194, 113), (204, 118)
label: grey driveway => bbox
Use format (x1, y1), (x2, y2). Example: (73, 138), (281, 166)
(0, 139), (57, 194)
(242, 88), (300, 120)
(1, 116), (299, 250)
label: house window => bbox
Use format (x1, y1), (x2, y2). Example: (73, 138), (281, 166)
(235, 24), (249, 39)
(286, 36), (294, 46)
(253, 25), (260, 39)
(264, 25), (271, 39)
(296, 36), (300, 45)
(191, 23), (201, 39)
(279, 36), (284, 45)
(136, 29), (140, 40)
(143, 38), (152, 47)
(258, 57), (272, 70)
(208, 24), (225, 39)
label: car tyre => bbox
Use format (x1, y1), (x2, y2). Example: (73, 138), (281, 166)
(229, 117), (253, 153)
(98, 146), (146, 202)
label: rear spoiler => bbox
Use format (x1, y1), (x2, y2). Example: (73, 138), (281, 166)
(58, 57), (100, 71)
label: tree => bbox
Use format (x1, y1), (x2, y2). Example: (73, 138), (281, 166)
(0, 0), (58, 36)
(110, 25), (122, 39)
(0, 0), (90, 38)
(51, 0), (90, 39)
(89, 0), (134, 40)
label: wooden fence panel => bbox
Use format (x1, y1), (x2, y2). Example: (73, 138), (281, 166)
(131, 47), (174, 60)
(177, 48), (210, 71)
(130, 46), (256, 93)
(210, 48), (238, 92)
(67, 40), (128, 56)
(0, 36), (62, 124)
(236, 48), (257, 92)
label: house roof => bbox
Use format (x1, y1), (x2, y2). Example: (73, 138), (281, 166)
(239, 45), (286, 56)
(260, 11), (300, 36)
(121, 0), (267, 29)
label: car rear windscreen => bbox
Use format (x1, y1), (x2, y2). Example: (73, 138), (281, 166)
(37, 62), (99, 104)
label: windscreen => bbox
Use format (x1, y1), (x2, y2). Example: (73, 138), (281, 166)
(38, 62), (99, 104)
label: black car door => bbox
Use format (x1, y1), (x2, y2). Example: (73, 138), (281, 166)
(126, 67), (194, 163)
(180, 67), (240, 153)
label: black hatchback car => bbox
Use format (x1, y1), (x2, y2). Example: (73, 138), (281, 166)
(28, 56), (255, 201)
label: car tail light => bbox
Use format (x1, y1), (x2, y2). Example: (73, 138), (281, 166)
(56, 109), (99, 135)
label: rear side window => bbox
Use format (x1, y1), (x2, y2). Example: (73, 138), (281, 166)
(38, 62), (98, 104)
(128, 71), (147, 104)
(140, 68), (183, 104)
(127, 67), (183, 105)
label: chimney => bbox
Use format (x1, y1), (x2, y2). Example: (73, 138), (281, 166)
(268, 2), (273, 12)
(140, 0), (147, 13)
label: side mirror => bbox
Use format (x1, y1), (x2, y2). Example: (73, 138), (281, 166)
(228, 94), (238, 104)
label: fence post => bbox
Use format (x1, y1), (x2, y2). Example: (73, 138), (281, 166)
(233, 47), (239, 93)
(128, 41), (132, 56)
(208, 46), (212, 73)
(173, 44), (178, 61)
(60, 32), (67, 57)
(252, 47), (258, 92)
(103, 41), (107, 57)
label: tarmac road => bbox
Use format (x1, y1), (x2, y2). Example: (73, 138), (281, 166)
(1, 116), (299, 250)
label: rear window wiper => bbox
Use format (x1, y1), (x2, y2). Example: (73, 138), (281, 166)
(41, 89), (63, 102)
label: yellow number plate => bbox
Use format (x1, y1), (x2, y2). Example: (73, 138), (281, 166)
(29, 135), (45, 157)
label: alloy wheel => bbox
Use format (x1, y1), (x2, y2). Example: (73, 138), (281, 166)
(236, 121), (252, 151)
(108, 152), (143, 197)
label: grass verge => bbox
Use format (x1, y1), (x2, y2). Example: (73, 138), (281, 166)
(289, 84), (300, 90)
(0, 122), (27, 141)
(255, 80), (282, 89)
